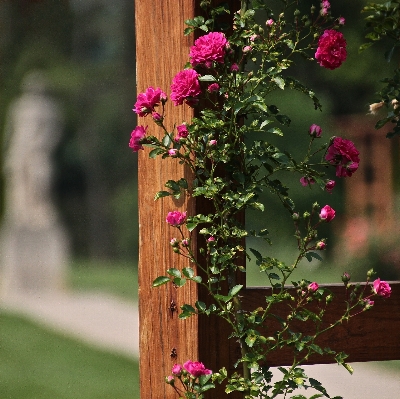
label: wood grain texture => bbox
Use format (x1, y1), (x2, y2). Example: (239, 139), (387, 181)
(136, 1), (198, 398)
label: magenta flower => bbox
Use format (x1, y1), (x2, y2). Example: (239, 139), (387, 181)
(338, 17), (345, 25)
(174, 124), (189, 142)
(170, 69), (202, 106)
(230, 63), (239, 72)
(316, 241), (326, 250)
(308, 282), (319, 292)
(189, 32), (228, 68)
(168, 148), (178, 157)
(129, 125), (147, 152)
(166, 211), (187, 226)
(319, 205), (335, 222)
(243, 45), (252, 53)
(207, 83), (220, 93)
(325, 180), (336, 193)
(133, 87), (167, 117)
(320, 0), (330, 16)
(300, 177), (315, 187)
(207, 236), (215, 242)
(315, 30), (347, 70)
(266, 19), (274, 26)
(309, 124), (322, 138)
(172, 363), (183, 376)
(373, 278), (392, 298)
(325, 137), (360, 177)
(209, 139), (217, 146)
(183, 360), (212, 378)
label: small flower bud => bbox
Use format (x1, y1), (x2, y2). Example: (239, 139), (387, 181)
(182, 239), (189, 247)
(326, 294), (333, 304)
(338, 16), (345, 25)
(173, 247), (180, 253)
(325, 180), (335, 193)
(367, 268), (375, 278)
(230, 63), (239, 72)
(308, 282), (319, 292)
(207, 236), (215, 243)
(209, 139), (217, 146)
(170, 238), (179, 247)
(368, 101), (384, 115)
(309, 124), (322, 138)
(243, 45), (252, 53)
(312, 202), (319, 210)
(165, 375), (175, 385)
(303, 211), (310, 219)
(266, 19), (274, 26)
(316, 241), (326, 250)
(168, 148), (178, 157)
(292, 212), (300, 221)
(341, 272), (351, 283)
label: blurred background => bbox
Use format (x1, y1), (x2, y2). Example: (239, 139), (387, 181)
(0, 0), (399, 398)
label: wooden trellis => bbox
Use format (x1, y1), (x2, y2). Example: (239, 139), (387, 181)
(136, 1), (400, 398)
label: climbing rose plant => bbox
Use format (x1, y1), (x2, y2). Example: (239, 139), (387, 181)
(130, 1), (392, 398)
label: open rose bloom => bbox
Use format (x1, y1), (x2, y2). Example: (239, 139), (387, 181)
(129, 125), (147, 152)
(166, 211), (187, 226)
(133, 87), (167, 117)
(183, 360), (212, 378)
(189, 32), (228, 68)
(170, 69), (202, 106)
(373, 278), (391, 298)
(325, 137), (360, 177)
(315, 29), (347, 70)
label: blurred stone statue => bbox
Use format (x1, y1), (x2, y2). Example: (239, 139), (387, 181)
(1, 71), (69, 295)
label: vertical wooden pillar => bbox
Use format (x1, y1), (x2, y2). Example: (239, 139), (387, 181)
(136, 1), (242, 397)
(136, 2), (197, 398)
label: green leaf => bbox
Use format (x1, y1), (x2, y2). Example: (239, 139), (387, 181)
(198, 75), (217, 82)
(229, 284), (243, 297)
(152, 276), (170, 287)
(149, 148), (164, 158)
(308, 252), (323, 261)
(173, 277), (186, 287)
(272, 76), (285, 90)
(154, 191), (171, 201)
(167, 268), (181, 278)
(250, 248), (263, 261)
(192, 276), (202, 283)
(181, 304), (196, 314)
(199, 374), (212, 386)
(195, 301), (207, 312)
(267, 127), (284, 136)
(182, 267), (194, 278)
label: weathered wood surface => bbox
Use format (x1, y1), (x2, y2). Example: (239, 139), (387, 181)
(136, 2), (400, 398)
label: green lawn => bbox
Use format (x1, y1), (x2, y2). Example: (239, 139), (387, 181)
(0, 311), (139, 399)
(69, 260), (138, 302)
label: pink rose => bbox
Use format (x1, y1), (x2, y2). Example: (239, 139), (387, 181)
(189, 32), (228, 68)
(172, 363), (183, 376)
(174, 124), (189, 142)
(325, 180), (336, 193)
(325, 137), (360, 177)
(243, 45), (252, 53)
(266, 19), (274, 26)
(373, 278), (392, 298)
(209, 139), (217, 146)
(133, 87), (167, 117)
(183, 360), (212, 378)
(308, 282), (319, 292)
(168, 148), (178, 157)
(319, 205), (335, 222)
(129, 125), (147, 152)
(207, 236), (215, 242)
(315, 30), (347, 70)
(309, 124), (322, 138)
(182, 239), (189, 247)
(300, 177), (315, 187)
(316, 241), (326, 250)
(207, 83), (220, 93)
(170, 69), (202, 106)
(166, 211), (187, 226)
(338, 17), (345, 25)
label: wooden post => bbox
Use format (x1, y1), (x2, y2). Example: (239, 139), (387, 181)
(136, 3), (400, 398)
